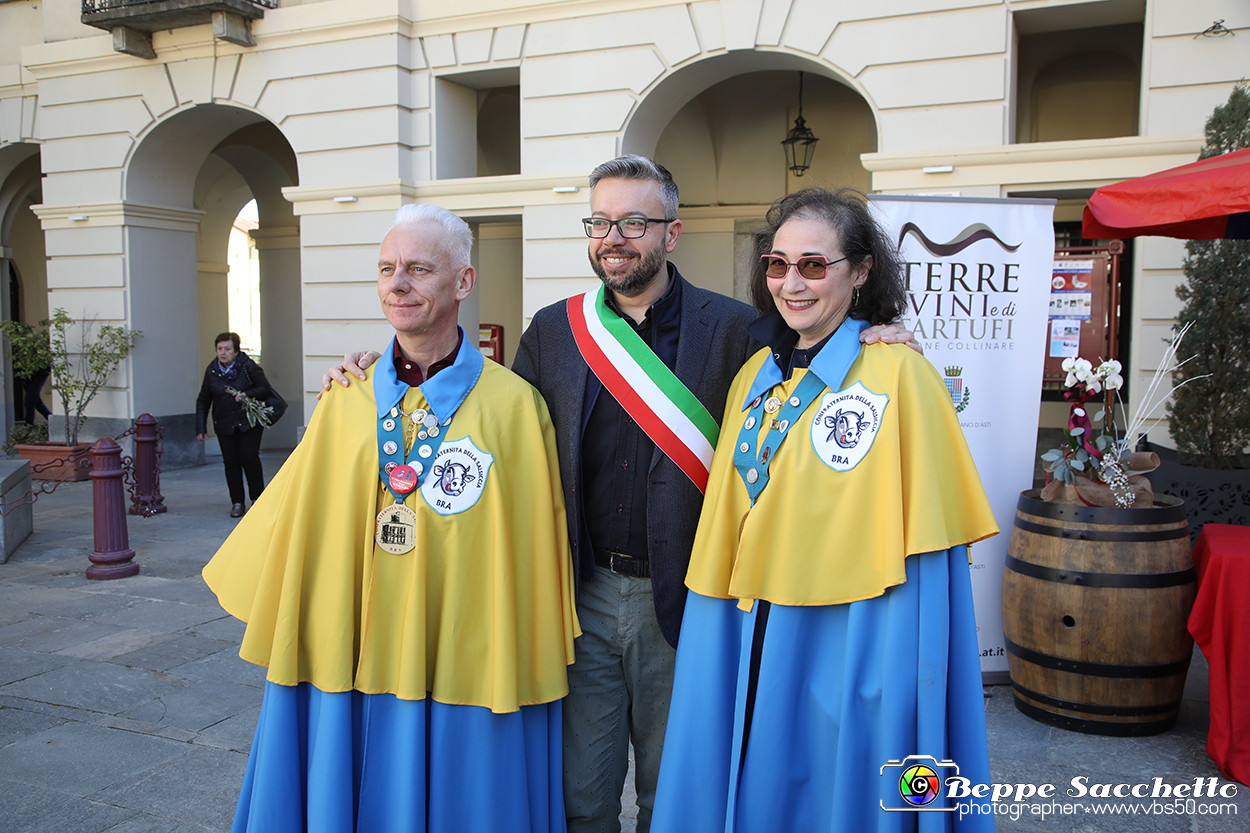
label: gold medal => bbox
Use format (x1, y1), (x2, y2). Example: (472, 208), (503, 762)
(375, 502), (417, 554)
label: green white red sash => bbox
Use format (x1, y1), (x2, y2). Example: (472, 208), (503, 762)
(567, 286), (719, 493)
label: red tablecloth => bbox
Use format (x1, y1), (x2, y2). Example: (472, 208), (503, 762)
(1188, 524), (1250, 786)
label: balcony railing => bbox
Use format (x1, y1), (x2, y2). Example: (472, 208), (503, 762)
(82, 0), (276, 58)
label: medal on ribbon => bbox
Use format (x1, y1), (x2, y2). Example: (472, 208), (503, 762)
(375, 463), (419, 554)
(375, 503), (417, 554)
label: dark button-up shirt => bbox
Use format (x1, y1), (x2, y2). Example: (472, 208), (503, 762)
(747, 311), (839, 381)
(392, 330), (463, 387)
(580, 269), (683, 572)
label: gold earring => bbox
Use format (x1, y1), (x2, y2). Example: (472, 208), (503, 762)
(853, 286), (861, 309)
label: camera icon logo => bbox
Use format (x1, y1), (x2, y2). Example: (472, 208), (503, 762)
(880, 755), (960, 812)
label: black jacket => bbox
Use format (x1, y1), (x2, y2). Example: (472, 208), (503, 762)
(196, 352), (270, 436)
(512, 267), (760, 647)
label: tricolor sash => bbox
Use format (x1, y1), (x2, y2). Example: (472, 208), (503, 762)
(567, 287), (719, 493)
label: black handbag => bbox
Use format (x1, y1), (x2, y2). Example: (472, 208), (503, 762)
(243, 361), (288, 426)
(260, 383), (288, 425)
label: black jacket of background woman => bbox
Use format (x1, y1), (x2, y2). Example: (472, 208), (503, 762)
(196, 352), (270, 437)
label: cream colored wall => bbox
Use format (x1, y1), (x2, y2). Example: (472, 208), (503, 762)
(1143, 3), (1250, 137)
(3, 0), (1248, 443)
(40, 0), (103, 44)
(476, 223), (523, 368)
(0, 2), (42, 58)
(670, 219), (736, 300)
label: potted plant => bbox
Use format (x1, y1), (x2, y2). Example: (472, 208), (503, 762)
(3, 422), (48, 457)
(1, 309), (141, 481)
(1150, 84), (1250, 533)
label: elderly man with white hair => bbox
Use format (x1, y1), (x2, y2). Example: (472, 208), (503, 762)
(204, 204), (579, 833)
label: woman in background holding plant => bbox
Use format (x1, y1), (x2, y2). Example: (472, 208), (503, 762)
(196, 332), (270, 518)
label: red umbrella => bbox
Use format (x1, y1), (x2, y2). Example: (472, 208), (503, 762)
(1082, 146), (1250, 240)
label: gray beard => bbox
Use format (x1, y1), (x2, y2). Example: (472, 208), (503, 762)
(589, 246), (665, 298)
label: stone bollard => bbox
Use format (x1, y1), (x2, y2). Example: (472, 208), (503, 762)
(129, 413), (167, 515)
(87, 438), (139, 580)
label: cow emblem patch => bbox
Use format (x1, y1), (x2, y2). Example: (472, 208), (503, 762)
(420, 436), (493, 515)
(809, 381), (888, 472)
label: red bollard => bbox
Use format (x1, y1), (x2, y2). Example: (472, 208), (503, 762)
(129, 413), (166, 515)
(87, 438), (139, 580)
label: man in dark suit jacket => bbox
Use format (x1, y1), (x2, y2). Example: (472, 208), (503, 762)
(512, 158), (758, 833)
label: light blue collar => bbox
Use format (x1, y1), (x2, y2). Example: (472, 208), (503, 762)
(741, 318), (869, 409)
(375, 327), (484, 420)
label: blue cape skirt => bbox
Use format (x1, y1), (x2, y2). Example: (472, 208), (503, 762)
(232, 682), (565, 833)
(652, 546), (994, 833)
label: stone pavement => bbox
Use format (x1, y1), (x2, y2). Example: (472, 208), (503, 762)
(0, 450), (1245, 832)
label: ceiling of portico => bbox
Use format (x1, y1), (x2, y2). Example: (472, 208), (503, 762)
(125, 104), (283, 209)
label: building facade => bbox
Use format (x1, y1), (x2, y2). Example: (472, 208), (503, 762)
(1, 0), (1246, 460)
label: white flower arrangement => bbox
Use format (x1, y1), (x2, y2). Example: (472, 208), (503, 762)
(1062, 356), (1124, 394)
(1040, 324), (1203, 509)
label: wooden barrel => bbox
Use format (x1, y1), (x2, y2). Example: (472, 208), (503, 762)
(1002, 490), (1195, 736)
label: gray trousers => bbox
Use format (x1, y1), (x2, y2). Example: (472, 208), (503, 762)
(563, 566), (678, 833)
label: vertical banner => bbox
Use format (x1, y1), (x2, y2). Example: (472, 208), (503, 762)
(870, 195), (1055, 678)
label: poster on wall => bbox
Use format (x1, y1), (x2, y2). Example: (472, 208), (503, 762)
(870, 195), (1055, 678)
(1043, 254), (1112, 385)
(1049, 260), (1095, 321)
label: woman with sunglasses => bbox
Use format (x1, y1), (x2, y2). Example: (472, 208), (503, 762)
(651, 188), (999, 832)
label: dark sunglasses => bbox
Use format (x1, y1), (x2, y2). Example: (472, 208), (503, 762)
(760, 254), (849, 280)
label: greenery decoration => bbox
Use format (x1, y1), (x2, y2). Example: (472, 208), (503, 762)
(3, 422), (48, 457)
(1166, 84), (1250, 469)
(0, 319), (52, 381)
(225, 386), (276, 429)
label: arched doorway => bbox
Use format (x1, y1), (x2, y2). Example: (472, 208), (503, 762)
(621, 54), (879, 302)
(124, 105), (302, 454)
(0, 144), (47, 436)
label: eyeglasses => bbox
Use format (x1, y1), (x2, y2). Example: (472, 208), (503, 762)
(760, 254), (849, 280)
(583, 217), (673, 239)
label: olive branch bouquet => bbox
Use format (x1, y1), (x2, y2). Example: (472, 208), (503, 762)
(225, 386), (276, 429)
